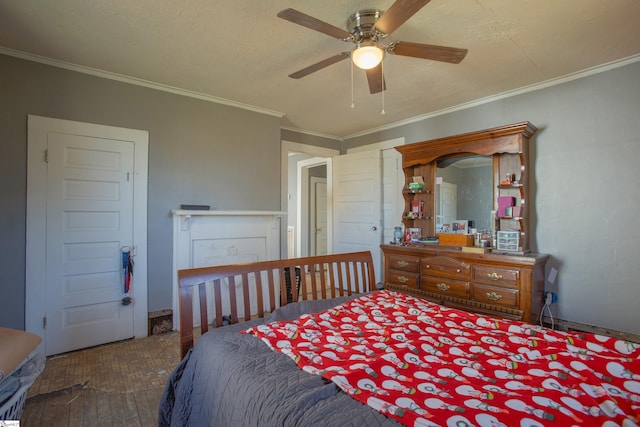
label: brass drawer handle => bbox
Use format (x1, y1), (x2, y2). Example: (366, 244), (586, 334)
(487, 272), (503, 281)
(397, 261), (409, 267)
(424, 265), (430, 269)
(436, 283), (450, 291)
(486, 292), (503, 301)
(397, 276), (409, 284)
(456, 268), (461, 273)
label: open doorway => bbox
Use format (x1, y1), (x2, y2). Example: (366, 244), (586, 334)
(298, 159), (327, 257)
(310, 174), (327, 256)
(282, 141), (338, 259)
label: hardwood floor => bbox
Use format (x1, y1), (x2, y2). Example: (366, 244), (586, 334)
(20, 279), (332, 426)
(21, 332), (181, 427)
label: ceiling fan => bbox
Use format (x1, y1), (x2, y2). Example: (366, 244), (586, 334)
(277, 0), (468, 94)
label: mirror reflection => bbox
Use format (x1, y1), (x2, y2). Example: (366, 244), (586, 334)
(435, 155), (493, 232)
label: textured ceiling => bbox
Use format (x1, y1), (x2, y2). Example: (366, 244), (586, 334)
(1, 0), (640, 139)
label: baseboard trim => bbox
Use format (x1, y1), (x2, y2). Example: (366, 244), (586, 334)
(542, 316), (640, 344)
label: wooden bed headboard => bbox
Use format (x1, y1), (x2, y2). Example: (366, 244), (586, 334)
(177, 251), (376, 358)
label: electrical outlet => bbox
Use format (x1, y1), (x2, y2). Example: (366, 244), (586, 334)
(545, 291), (557, 305)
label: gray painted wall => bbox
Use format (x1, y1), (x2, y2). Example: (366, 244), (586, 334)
(345, 61), (640, 336)
(0, 54), (281, 329)
(2, 51), (639, 337)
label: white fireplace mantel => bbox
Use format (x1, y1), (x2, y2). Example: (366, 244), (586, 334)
(173, 209), (285, 229)
(171, 210), (286, 330)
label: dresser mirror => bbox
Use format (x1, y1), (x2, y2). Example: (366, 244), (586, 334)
(396, 121), (536, 253)
(435, 155), (493, 232)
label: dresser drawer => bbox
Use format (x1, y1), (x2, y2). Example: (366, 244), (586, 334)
(387, 255), (420, 273)
(421, 276), (469, 299)
(472, 265), (519, 288)
(472, 283), (519, 308)
(387, 270), (419, 289)
(421, 256), (471, 280)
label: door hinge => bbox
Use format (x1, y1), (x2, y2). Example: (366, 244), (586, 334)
(43, 315), (47, 329)
(44, 149), (48, 163)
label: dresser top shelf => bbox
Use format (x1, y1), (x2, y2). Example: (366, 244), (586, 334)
(381, 244), (548, 266)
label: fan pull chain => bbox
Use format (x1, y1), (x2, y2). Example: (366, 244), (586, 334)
(381, 60), (385, 115)
(350, 60), (355, 109)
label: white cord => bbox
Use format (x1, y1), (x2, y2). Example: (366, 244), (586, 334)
(539, 302), (555, 330)
(381, 60), (385, 115)
(350, 60), (355, 109)
(546, 303), (555, 330)
(538, 304), (544, 326)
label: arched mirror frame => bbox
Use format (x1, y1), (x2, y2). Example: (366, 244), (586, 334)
(396, 122), (537, 253)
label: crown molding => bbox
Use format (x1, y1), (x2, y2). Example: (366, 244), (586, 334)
(280, 126), (343, 142)
(3, 46), (638, 138)
(0, 46), (285, 119)
(342, 54), (640, 139)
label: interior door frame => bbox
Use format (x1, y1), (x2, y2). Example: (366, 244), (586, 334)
(26, 115), (149, 352)
(297, 157), (327, 257)
(281, 140), (339, 258)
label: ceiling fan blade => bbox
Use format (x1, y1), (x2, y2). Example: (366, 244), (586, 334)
(288, 52), (350, 79)
(366, 64), (386, 94)
(277, 8), (352, 40)
(389, 41), (468, 64)
(374, 0), (431, 35)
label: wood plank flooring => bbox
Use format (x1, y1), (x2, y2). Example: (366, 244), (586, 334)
(20, 278), (334, 426)
(21, 332), (180, 427)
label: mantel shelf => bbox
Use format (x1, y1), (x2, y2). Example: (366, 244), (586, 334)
(171, 210), (286, 217)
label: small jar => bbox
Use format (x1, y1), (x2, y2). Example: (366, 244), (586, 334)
(393, 226), (403, 244)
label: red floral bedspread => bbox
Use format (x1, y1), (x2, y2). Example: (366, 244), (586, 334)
(245, 290), (640, 426)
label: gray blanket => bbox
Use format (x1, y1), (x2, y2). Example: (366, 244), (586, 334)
(158, 295), (400, 426)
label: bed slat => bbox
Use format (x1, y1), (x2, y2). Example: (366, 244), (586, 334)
(241, 272), (251, 321)
(255, 272), (264, 319)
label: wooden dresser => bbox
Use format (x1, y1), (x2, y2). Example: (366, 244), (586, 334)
(383, 122), (548, 324)
(382, 244), (548, 322)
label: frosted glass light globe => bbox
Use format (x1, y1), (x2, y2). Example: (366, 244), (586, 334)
(352, 44), (384, 70)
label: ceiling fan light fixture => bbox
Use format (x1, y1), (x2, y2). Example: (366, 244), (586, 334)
(352, 42), (384, 70)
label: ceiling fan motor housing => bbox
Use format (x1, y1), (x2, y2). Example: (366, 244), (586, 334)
(347, 9), (385, 43)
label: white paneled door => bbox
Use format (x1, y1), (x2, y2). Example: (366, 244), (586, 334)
(382, 148), (404, 246)
(46, 135), (134, 355)
(332, 150), (382, 281)
(27, 116), (148, 356)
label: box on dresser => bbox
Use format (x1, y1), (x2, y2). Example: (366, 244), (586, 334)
(437, 233), (474, 247)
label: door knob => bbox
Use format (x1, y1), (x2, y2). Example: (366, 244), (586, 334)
(371, 226), (377, 231)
